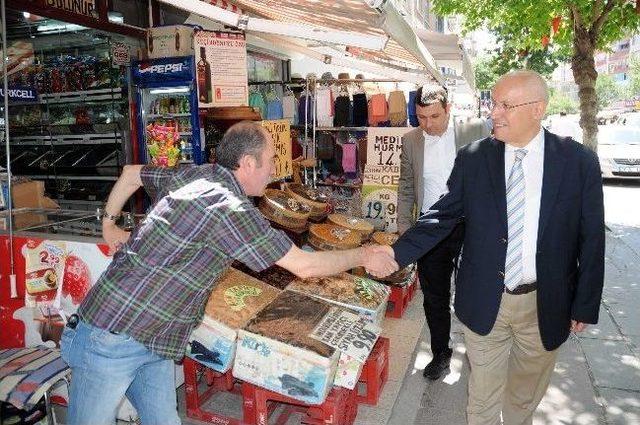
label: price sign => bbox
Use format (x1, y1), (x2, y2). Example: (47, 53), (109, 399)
(361, 185), (398, 233)
(365, 127), (412, 176)
(310, 308), (381, 363)
(261, 120), (292, 179)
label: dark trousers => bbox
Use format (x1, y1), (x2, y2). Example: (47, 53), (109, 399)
(417, 222), (464, 357)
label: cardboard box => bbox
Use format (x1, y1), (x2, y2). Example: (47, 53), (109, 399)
(186, 268), (281, 372)
(147, 25), (194, 59)
(12, 181), (59, 209)
(233, 291), (339, 404)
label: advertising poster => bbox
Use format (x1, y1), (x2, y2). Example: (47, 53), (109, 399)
(261, 120), (292, 179)
(194, 30), (248, 108)
(16, 239), (111, 347)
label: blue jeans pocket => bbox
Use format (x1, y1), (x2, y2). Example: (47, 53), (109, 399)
(60, 326), (76, 366)
(89, 328), (138, 359)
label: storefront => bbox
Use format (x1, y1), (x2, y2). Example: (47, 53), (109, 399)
(1, 1), (443, 422)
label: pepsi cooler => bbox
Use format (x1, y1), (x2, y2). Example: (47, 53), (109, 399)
(132, 56), (203, 166)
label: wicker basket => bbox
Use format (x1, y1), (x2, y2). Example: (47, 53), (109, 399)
(327, 214), (374, 241)
(308, 223), (361, 251)
(259, 189), (311, 230)
(285, 183), (330, 220)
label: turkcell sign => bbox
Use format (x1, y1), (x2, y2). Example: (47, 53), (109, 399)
(0, 87), (38, 101)
(133, 57), (192, 83)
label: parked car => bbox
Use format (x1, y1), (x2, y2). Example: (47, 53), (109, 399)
(616, 111), (640, 127)
(597, 125), (640, 179)
(546, 114), (583, 143)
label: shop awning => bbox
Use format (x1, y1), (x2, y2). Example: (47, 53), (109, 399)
(415, 28), (476, 92)
(158, 0), (443, 84)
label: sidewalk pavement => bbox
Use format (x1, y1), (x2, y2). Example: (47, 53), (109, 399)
(390, 224), (640, 425)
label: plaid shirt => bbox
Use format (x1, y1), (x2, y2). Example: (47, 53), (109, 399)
(79, 164), (292, 360)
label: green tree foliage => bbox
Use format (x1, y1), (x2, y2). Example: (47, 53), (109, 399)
(547, 90), (579, 115)
(434, 0), (640, 151)
(474, 55), (498, 90)
(629, 55), (640, 99)
(595, 73), (622, 110)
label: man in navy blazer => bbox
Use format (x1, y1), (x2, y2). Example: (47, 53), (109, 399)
(385, 70), (605, 424)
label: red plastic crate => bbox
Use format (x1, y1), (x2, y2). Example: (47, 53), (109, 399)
(183, 357), (249, 425)
(385, 284), (411, 318)
(357, 337), (390, 405)
(242, 382), (357, 425)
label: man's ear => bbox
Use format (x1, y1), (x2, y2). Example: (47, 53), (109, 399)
(238, 154), (256, 171)
(445, 103), (452, 115)
(533, 102), (547, 120)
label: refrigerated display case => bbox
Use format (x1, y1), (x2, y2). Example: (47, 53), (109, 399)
(132, 56), (203, 166)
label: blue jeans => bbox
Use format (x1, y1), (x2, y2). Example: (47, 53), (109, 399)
(60, 320), (180, 425)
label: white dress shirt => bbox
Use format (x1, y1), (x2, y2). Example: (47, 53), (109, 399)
(504, 128), (545, 284)
(422, 127), (457, 213)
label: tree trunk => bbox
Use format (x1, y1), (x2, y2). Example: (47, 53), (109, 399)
(571, 25), (598, 152)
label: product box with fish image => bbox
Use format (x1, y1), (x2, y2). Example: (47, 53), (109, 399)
(187, 268), (281, 372)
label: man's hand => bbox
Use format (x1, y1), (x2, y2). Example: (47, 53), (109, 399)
(363, 245), (399, 278)
(103, 221), (130, 255)
(571, 320), (588, 333)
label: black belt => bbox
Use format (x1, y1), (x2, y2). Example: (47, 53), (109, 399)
(504, 282), (537, 295)
(66, 313), (120, 335)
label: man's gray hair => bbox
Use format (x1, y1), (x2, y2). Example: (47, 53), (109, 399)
(215, 121), (269, 170)
(496, 70), (549, 103)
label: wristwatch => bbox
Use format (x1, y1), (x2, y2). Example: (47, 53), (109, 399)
(103, 212), (121, 222)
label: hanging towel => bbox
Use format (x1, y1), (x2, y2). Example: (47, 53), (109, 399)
(265, 99), (284, 120)
(282, 95), (297, 124)
(316, 87), (334, 127)
(341, 143), (357, 173)
(408, 90), (418, 127)
(368, 93), (388, 127)
(248, 91), (267, 119)
(334, 96), (351, 127)
(388, 90), (407, 126)
(352, 93), (368, 127)
(298, 94), (314, 126)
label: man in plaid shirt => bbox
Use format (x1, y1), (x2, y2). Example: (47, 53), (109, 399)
(60, 121), (397, 425)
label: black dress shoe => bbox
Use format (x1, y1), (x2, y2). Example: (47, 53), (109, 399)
(423, 353), (451, 380)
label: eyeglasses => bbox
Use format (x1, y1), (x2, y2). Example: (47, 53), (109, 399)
(490, 99), (542, 111)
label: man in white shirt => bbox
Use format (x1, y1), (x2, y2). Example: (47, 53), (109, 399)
(397, 85), (488, 379)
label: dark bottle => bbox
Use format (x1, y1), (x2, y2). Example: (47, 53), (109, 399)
(197, 47), (212, 103)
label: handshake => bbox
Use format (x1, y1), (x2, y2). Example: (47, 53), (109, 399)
(361, 245), (399, 278)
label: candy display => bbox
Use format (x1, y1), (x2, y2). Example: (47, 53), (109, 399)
(145, 120), (184, 167)
(8, 55), (124, 94)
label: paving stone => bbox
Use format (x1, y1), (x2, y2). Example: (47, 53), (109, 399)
(578, 338), (640, 391)
(599, 388), (640, 425)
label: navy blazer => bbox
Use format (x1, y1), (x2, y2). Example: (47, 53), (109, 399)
(393, 130), (605, 351)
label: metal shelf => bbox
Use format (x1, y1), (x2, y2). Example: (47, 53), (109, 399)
(22, 175), (118, 181)
(10, 133), (123, 146)
(146, 113), (191, 119)
(40, 88), (124, 104)
(315, 127), (369, 132)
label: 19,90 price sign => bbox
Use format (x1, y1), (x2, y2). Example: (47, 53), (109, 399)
(361, 185), (398, 233)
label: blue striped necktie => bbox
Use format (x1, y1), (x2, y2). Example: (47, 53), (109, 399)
(504, 149), (528, 290)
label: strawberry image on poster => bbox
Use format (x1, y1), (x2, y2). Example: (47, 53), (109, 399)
(62, 255), (92, 304)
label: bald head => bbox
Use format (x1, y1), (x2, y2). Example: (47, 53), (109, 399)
(495, 70), (549, 104)
(215, 121), (271, 170)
